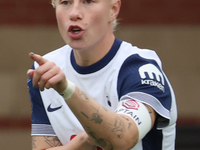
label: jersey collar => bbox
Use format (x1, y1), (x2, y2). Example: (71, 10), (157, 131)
(70, 38), (122, 74)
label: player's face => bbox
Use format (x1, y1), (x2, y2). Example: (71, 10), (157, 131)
(55, 0), (115, 51)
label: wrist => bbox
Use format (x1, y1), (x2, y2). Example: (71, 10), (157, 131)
(60, 79), (76, 100)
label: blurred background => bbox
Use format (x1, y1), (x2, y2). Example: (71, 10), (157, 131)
(0, 0), (200, 149)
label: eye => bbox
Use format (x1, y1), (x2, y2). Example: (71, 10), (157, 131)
(84, 0), (93, 4)
(61, 0), (70, 5)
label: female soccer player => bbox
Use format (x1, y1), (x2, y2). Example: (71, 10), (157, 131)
(27, 0), (177, 150)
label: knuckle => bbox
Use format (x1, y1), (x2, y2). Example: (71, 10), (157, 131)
(40, 75), (48, 82)
(54, 66), (60, 72)
(59, 71), (66, 78)
(35, 68), (43, 75)
(49, 61), (56, 66)
(47, 80), (54, 87)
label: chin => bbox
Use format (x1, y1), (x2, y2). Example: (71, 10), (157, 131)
(68, 40), (87, 50)
(69, 44), (86, 51)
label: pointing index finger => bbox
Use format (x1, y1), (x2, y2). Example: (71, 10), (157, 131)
(29, 52), (48, 66)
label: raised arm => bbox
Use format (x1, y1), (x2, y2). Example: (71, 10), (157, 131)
(28, 53), (157, 150)
(64, 87), (156, 150)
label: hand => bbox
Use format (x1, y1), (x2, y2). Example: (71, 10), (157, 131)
(27, 52), (67, 93)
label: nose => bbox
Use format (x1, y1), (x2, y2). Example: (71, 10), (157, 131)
(69, 3), (82, 21)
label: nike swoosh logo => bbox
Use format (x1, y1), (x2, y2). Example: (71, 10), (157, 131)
(47, 103), (63, 112)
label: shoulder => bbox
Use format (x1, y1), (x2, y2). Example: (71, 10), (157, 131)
(116, 43), (175, 126)
(117, 48), (166, 97)
(115, 42), (163, 83)
(119, 41), (162, 68)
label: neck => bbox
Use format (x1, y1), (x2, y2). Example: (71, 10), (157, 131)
(73, 33), (115, 67)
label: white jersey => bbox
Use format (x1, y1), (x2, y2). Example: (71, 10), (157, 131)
(28, 38), (177, 150)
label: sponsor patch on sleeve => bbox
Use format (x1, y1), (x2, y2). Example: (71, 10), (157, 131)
(122, 100), (140, 110)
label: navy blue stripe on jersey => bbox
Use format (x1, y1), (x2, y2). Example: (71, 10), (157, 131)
(117, 54), (172, 118)
(27, 65), (51, 125)
(70, 38), (122, 74)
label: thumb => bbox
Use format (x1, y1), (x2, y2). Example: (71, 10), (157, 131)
(27, 69), (35, 78)
(29, 52), (48, 66)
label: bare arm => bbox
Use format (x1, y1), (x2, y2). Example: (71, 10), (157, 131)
(28, 53), (157, 150)
(66, 87), (156, 150)
(32, 132), (96, 150)
(46, 131), (95, 150)
(32, 136), (62, 150)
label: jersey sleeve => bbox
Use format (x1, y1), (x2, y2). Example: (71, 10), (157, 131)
(27, 65), (56, 136)
(117, 54), (172, 128)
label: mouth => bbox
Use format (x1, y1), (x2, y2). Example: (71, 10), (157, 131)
(68, 25), (83, 34)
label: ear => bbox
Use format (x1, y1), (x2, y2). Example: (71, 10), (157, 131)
(110, 0), (121, 22)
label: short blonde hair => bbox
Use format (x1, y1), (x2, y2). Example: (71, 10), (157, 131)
(51, 0), (56, 8)
(51, 0), (118, 30)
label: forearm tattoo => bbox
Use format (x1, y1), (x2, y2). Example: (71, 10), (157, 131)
(120, 115), (132, 129)
(81, 106), (125, 139)
(90, 106), (103, 124)
(44, 136), (62, 147)
(32, 136), (62, 148)
(78, 90), (131, 148)
(78, 89), (90, 101)
(103, 116), (125, 138)
(84, 126), (114, 150)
